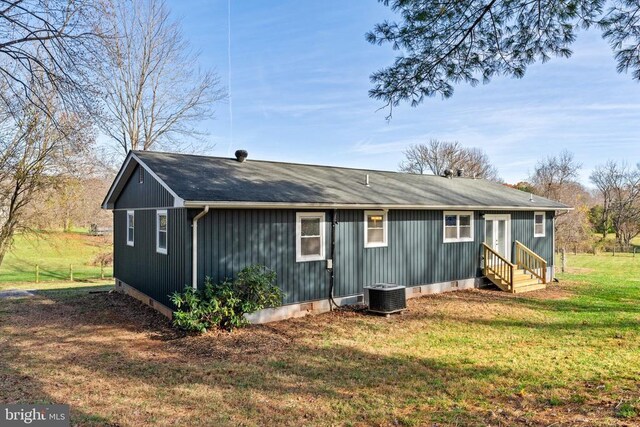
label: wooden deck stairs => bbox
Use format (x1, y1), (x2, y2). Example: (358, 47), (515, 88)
(483, 241), (547, 293)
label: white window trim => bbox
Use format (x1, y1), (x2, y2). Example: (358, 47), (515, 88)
(443, 211), (475, 243)
(364, 210), (388, 248)
(156, 209), (168, 255)
(126, 210), (134, 246)
(296, 212), (325, 262)
(534, 211), (546, 237)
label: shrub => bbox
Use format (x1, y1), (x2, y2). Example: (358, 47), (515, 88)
(170, 265), (283, 333)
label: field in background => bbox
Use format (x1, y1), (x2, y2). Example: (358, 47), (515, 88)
(0, 253), (638, 426)
(0, 231), (113, 283)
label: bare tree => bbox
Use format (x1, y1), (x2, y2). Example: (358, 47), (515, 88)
(590, 161), (640, 248)
(529, 150), (586, 253)
(530, 150), (581, 201)
(96, 0), (225, 154)
(0, 101), (90, 266)
(0, 0), (100, 116)
(399, 139), (499, 180)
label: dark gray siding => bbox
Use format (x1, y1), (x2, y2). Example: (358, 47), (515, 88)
(489, 210), (555, 266)
(196, 209), (330, 305)
(333, 210), (484, 297)
(334, 210), (555, 297)
(135, 207), (556, 308)
(115, 164), (174, 209)
(113, 208), (191, 307)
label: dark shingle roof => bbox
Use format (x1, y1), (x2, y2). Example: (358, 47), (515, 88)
(127, 151), (569, 210)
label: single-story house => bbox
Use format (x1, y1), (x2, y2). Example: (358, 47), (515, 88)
(102, 150), (570, 322)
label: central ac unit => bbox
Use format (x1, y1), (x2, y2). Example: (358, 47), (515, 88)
(364, 283), (406, 314)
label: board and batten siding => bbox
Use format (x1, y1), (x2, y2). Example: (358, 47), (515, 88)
(194, 208), (555, 305)
(113, 208), (191, 308)
(195, 209), (330, 305)
(333, 210), (484, 297)
(114, 164), (174, 209)
(483, 210), (555, 266)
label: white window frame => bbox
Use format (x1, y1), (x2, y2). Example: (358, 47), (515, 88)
(156, 209), (168, 254)
(534, 211), (546, 237)
(296, 212), (325, 262)
(364, 210), (388, 248)
(126, 210), (135, 246)
(443, 211), (475, 243)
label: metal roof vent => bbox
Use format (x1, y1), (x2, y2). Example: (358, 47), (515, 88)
(234, 149), (248, 162)
(529, 193), (534, 203)
(365, 174), (370, 187)
(443, 169), (454, 178)
(456, 168), (464, 177)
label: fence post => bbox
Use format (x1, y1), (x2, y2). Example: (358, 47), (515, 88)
(574, 245), (577, 255)
(561, 248), (566, 273)
(69, 264), (73, 282)
(100, 260), (105, 280)
(35, 264), (39, 283)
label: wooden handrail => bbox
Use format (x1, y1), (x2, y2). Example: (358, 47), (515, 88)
(515, 240), (547, 284)
(482, 243), (515, 290)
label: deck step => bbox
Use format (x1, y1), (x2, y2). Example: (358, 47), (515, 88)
(512, 282), (546, 293)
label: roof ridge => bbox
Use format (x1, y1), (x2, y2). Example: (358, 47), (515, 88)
(133, 150), (487, 179)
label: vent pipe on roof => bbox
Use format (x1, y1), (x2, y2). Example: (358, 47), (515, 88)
(456, 168), (464, 177)
(234, 149), (248, 162)
(365, 174), (370, 187)
(443, 169), (454, 178)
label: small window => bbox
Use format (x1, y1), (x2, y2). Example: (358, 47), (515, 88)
(534, 211), (545, 237)
(443, 211), (474, 243)
(126, 210), (134, 246)
(156, 210), (167, 254)
(364, 210), (388, 248)
(296, 212), (325, 262)
(138, 167), (144, 184)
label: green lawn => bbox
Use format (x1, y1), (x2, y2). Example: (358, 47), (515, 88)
(0, 254), (638, 426)
(0, 231), (113, 283)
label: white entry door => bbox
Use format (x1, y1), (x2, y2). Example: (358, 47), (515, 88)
(484, 214), (511, 260)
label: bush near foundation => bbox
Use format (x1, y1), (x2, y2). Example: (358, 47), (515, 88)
(170, 265), (283, 333)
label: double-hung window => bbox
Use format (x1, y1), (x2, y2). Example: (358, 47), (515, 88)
(126, 210), (135, 246)
(156, 210), (168, 254)
(296, 212), (325, 262)
(364, 210), (388, 248)
(443, 211), (474, 243)
(534, 211), (545, 237)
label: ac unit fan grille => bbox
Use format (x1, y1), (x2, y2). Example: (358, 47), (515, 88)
(367, 287), (406, 313)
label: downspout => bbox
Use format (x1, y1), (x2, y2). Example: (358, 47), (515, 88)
(328, 209), (339, 309)
(192, 206), (210, 289)
(552, 211), (557, 282)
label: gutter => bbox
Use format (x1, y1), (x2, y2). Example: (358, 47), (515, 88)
(191, 206), (210, 289)
(183, 201), (572, 212)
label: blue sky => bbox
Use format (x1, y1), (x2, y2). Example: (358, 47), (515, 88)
(168, 0), (640, 185)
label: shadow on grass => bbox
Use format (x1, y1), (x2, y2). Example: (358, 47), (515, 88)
(0, 290), (515, 425)
(0, 339), (118, 426)
(2, 285), (637, 425)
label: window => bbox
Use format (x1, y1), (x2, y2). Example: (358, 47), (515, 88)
(534, 211), (545, 237)
(296, 212), (325, 262)
(364, 210), (388, 248)
(138, 167), (144, 184)
(126, 210), (134, 246)
(443, 211), (474, 243)
(156, 210), (167, 254)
